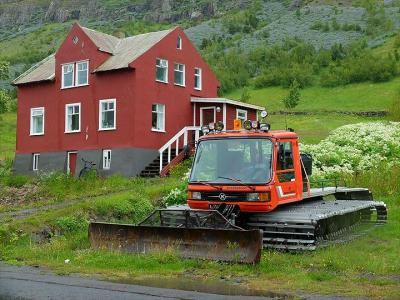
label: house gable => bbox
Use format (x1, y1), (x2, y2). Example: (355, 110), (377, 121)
(131, 27), (220, 88)
(55, 23), (111, 79)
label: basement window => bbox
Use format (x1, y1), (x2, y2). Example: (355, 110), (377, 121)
(65, 103), (81, 133)
(174, 63), (185, 86)
(99, 99), (116, 130)
(32, 153), (40, 171)
(156, 58), (168, 83)
(194, 67), (202, 90)
(103, 150), (111, 170)
(152, 103), (165, 132)
(30, 107), (45, 135)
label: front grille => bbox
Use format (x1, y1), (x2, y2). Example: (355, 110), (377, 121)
(201, 192), (248, 202)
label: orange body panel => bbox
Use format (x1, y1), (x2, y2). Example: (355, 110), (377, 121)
(187, 130), (305, 213)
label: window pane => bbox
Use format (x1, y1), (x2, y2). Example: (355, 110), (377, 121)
(77, 70), (88, 85)
(156, 66), (166, 81)
(152, 112), (157, 128)
(63, 71), (73, 87)
(174, 70), (183, 85)
(71, 114), (79, 131)
(63, 64), (74, 87)
(102, 110), (114, 128)
(158, 112), (164, 130)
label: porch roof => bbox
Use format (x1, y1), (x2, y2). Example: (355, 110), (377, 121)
(191, 97), (265, 111)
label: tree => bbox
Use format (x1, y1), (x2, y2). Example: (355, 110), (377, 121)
(0, 61), (9, 80)
(283, 80), (301, 110)
(282, 80), (301, 129)
(0, 90), (11, 114)
(240, 86), (251, 103)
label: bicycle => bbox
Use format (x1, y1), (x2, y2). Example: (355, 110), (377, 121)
(78, 158), (98, 178)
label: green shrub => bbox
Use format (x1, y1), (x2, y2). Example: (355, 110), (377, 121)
(3, 175), (29, 188)
(54, 215), (88, 233)
(388, 91), (400, 121)
(94, 194), (154, 223)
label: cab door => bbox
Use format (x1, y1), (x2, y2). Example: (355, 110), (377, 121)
(274, 139), (301, 203)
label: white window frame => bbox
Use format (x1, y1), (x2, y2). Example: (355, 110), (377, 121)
(236, 109), (248, 122)
(32, 153), (40, 171)
(156, 58), (168, 83)
(65, 103), (81, 133)
(200, 106), (216, 126)
(30, 107), (45, 136)
(61, 63), (75, 89)
(75, 60), (89, 87)
(99, 99), (116, 131)
(66, 151), (77, 174)
(177, 36), (182, 50)
(103, 149), (112, 170)
(194, 67), (202, 90)
(151, 103), (166, 132)
(174, 63), (185, 87)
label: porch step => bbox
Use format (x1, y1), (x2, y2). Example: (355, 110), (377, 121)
(139, 150), (181, 178)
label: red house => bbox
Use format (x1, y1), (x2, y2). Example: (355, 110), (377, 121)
(12, 24), (264, 177)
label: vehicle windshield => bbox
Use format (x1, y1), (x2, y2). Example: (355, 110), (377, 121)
(189, 138), (273, 184)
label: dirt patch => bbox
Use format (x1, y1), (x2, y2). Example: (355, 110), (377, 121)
(0, 184), (44, 208)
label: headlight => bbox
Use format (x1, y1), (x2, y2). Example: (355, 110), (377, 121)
(192, 191), (202, 200)
(246, 193), (259, 201)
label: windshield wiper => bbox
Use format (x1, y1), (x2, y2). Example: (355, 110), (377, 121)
(216, 176), (256, 191)
(190, 181), (222, 190)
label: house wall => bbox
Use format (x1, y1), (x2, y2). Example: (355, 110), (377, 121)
(129, 27), (219, 148)
(225, 105), (257, 130)
(14, 25), (220, 176)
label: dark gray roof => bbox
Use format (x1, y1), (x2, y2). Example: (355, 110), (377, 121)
(13, 25), (175, 85)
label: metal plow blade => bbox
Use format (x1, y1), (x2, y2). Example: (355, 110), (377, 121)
(89, 209), (263, 264)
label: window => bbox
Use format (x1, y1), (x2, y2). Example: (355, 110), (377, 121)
(65, 103), (81, 133)
(62, 64), (74, 88)
(99, 99), (116, 130)
(76, 61), (88, 86)
(174, 63), (185, 86)
(152, 104), (165, 132)
(32, 153), (40, 171)
(62, 61), (89, 89)
(236, 109), (247, 124)
(194, 67), (202, 90)
(156, 58), (168, 83)
(177, 36), (182, 49)
(277, 141), (295, 182)
(30, 107), (44, 135)
(103, 150), (111, 170)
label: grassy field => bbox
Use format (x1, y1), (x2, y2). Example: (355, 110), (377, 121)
(0, 112), (16, 160)
(225, 77), (400, 112)
(1, 166), (399, 299)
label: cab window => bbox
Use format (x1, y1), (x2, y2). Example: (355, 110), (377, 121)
(276, 141), (295, 182)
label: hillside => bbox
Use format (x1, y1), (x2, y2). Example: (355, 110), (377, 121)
(1, 0), (400, 90)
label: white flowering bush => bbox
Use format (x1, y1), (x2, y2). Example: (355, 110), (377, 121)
(300, 122), (400, 180)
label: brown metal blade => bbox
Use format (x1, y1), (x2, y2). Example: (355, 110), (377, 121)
(89, 222), (262, 264)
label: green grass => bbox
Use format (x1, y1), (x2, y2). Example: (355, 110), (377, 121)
(225, 77), (400, 112)
(1, 184), (399, 298)
(0, 112), (16, 160)
(268, 114), (384, 144)
(1, 165), (399, 299)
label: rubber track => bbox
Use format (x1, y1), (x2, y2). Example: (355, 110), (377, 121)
(245, 200), (387, 251)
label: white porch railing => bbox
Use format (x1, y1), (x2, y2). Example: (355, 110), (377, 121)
(158, 126), (201, 173)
